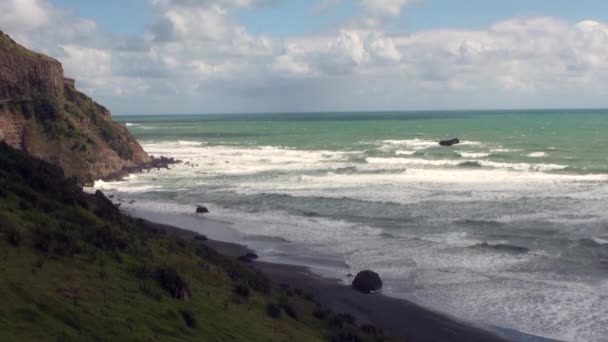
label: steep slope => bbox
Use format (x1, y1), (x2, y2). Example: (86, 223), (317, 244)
(0, 143), (387, 342)
(0, 31), (150, 183)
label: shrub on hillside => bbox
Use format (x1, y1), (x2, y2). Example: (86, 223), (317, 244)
(312, 306), (332, 320)
(266, 303), (281, 318)
(280, 302), (298, 320)
(153, 267), (192, 300)
(331, 326), (362, 342)
(4, 226), (21, 247)
(233, 284), (250, 298)
(329, 313), (357, 328)
(180, 309), (197, 328)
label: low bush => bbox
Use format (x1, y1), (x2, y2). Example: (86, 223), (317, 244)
(233, 284), (250, 298)
(32, 226), (51, 253)
(329, 313), (356, 328)
(331, 327), (362, 342)
(280, 302), (298, 320)
(153, 267), (192, 300)
(312, 306), (332, 320)
(180, 309), (197, 328)
(138, 281), (163, 302)
(4, 226), (21, 247)
(266, 303), (281, 319)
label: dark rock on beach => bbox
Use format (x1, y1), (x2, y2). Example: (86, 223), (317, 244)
(439, 138), (460, 146)
(196, 206), (210, 214)
(237, 252), (259, 263)
(194, 235), (208, 241)
(352, 270), (383, 294)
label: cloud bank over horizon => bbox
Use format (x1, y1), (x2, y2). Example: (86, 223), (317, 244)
(2, 0), (608, 114)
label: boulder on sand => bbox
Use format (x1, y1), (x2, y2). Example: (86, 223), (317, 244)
(237, 252), (259, 262)
(196, 205), (209, 214)
(352, 270), (383, 294)
(439, 138), (460, 147)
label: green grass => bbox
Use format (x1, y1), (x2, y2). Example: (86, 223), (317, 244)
(0, 143), (388, 342)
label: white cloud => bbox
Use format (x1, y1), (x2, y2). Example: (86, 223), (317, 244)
(0, 0), (52, 32)
(2, 0), (608, 113)
(59, 45), (112, 85)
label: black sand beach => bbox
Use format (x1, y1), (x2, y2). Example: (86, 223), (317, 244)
(143, 218), (511, 342)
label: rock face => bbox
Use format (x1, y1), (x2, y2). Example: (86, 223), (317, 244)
(352, 270), (383, 294)
(0, 37), (64, 100)
(439, 138), (460, 147)
(0, 31), (150, 184)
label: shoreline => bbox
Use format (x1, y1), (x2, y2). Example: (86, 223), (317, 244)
(137, 214), (513, 341)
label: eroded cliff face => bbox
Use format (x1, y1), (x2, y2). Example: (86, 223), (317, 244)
(0, 31), (150, 183)
(0, 51), (64, 100)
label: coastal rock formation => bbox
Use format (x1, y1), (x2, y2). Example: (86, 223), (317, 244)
(0, 31), (150, 183)
(352, 270), (383, 293)
(237, 252), (259, 263)
(439, 138), (460, 146)
(196, 205), (210, 214)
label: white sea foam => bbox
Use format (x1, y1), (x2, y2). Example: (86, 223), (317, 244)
(456, 151), (491, 158)
(176, 140), (205, 146)
(395, 150), (416, 156)
(591, 236), (608, 245)
(459, 140), (483, 146)
(366, 157), (568, 172)
(528, 151), (548, 158)
(490, 148), (520, 153)
(125, 122), (138, 127)
(379, 138), (439, 152)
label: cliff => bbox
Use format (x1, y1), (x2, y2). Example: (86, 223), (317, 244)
(0, 31), (150, 183)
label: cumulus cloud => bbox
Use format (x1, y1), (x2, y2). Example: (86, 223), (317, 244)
(1, 0), (608, 113)
(0, 0), (53, 32)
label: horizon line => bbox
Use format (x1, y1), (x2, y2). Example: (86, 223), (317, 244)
(112, 107), (608, 117)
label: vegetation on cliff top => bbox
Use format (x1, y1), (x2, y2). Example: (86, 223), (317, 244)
(0, 143), (388, 342)
(0, 31), (53, 61)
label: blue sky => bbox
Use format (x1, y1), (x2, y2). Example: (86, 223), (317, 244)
(50, 0), (608, 35)
(3, 0), (608, 114)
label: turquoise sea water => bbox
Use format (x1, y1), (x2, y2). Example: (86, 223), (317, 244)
(100, 110), (608, 341)
(120, 110), (608, 174)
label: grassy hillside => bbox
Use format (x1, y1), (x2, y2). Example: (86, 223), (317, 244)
(0, 143), (387, 342)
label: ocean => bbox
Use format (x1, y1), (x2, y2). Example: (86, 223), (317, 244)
(97, 110), (608, 341)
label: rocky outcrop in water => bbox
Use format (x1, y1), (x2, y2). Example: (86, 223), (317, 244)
(196, 205), (210, 214)
(0, 31), (150, 184)
(103, 156), (178, 181)
(439, 138), (460, 146)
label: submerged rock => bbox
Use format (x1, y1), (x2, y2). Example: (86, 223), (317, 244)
(352, 270), (383, 293)
(439, 138), (460, 146)
(196, 206), (209, 214)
